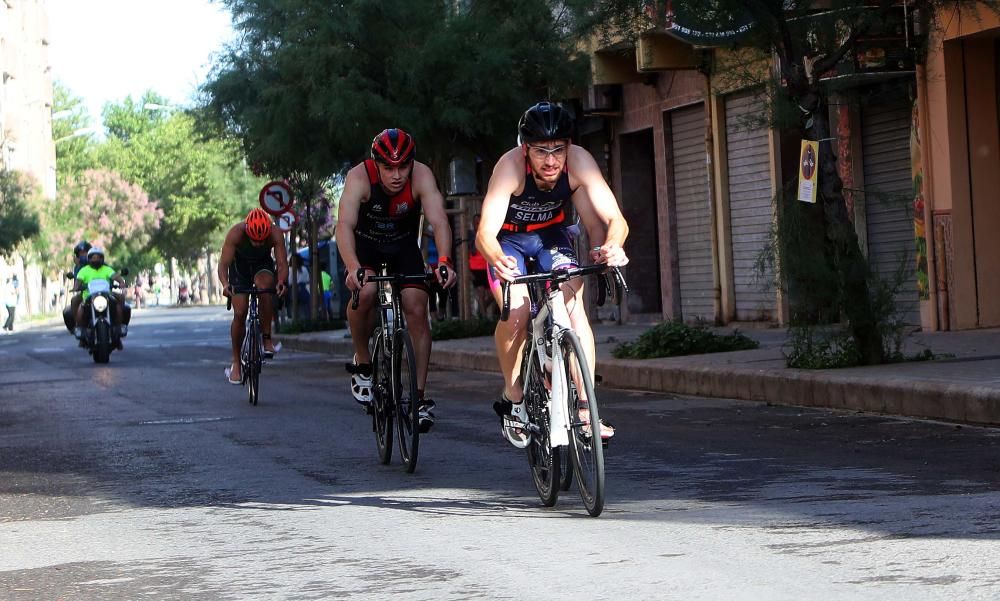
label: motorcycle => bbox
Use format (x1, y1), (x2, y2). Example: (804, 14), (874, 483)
(178, 281), (190, 305)
(67, 269), (129, 364)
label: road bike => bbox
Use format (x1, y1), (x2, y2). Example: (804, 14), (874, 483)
(228, 285), (277, 406)
(500, 264), (627, 516)
(351, 264), (447, 473)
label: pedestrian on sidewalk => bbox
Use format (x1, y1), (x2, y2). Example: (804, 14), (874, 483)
(3, 275), (19, 331)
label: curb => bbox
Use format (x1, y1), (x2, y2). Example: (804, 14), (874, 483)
(280, 334), (1000, 426)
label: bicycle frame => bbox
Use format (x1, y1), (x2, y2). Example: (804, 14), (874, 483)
(500, 264), (628, 515)
(507, 265), (613, 447)
(228, 285), (277, 405)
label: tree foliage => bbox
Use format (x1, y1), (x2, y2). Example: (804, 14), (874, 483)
(32, 169), (162, 276)
(0, 171), (41, 255)
(52, 82), (99, 187)
(97, 92), (255, 266)
(203, 0), (589, 178)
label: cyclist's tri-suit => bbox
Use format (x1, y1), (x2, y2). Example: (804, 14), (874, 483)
(353, 159), (427, 291)
(229, 231), (275, 291)
(489, 158), (578, 288)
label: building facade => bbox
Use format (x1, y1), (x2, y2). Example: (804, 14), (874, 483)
(0, 0), (56, 318)
(586, 7), (968, 331)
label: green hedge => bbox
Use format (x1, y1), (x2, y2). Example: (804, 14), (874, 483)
(612, 320), (759, 359)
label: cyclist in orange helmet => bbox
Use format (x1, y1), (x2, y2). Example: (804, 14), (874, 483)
(218, 208), (289, 384)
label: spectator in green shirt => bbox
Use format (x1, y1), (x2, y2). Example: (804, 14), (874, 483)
(321, 269), (332, 320)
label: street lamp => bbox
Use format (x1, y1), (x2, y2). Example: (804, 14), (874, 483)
(54, 126), (101, 144)
(143, 102), (179, 112)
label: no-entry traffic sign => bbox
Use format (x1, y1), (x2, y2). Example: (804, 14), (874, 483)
(276, 210), (298, 233)
(259, 181), (294, 215)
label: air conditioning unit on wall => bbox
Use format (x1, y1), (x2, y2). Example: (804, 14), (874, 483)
(582, 85), (622, 117)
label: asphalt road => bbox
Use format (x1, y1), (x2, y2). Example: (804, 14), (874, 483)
(1, 306), (999, 600)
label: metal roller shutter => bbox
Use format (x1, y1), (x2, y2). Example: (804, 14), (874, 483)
(670, 104), (715, 321)
(725, 92), (775, 321)
(861, 99), (919, 326)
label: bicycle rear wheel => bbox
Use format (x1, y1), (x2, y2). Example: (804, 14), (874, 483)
(561, 330), (605, 516)
(371, 329), (393, 464)
(393, 330), (420, 473)
(525, 360), (560, 507)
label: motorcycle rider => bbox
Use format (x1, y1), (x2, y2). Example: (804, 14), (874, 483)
(73, 247), (129, 341)
(63, 240), (92, 333)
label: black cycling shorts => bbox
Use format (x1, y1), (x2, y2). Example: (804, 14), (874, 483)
(353, 237), (428, 292)
(228, 257), (276, 292)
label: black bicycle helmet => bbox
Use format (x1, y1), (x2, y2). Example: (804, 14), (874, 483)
(518, 102), (575, 144)
(74, 240), (92, 255)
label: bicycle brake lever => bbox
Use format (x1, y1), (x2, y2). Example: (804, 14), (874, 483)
(351, 268), (366, 310)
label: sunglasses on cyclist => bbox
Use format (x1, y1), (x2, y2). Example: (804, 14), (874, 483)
(526, 144), (568, 160)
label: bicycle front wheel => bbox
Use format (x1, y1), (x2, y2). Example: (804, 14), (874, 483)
(371, 329), (393, 464)
(393, 329), (420, 473)
(561, 330), (605, 516)
(247, 319), (261, 406)
(525, 359), (560, 507)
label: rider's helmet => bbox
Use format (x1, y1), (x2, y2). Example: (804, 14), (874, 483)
(518, 102), (575, 144)
(86, 247), (105, 266)
(244, 208), (272, 242)
(370, 128), (416, 166)
(74, 240), (92, 256)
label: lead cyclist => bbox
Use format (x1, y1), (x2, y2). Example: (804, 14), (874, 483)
(475, 101), (630, 448)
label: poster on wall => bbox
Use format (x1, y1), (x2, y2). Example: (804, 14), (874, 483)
(797, 140), (819, 203)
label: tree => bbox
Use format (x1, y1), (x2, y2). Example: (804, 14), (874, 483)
(586, 0), (995, 365)
(52, 82), (99, 187)
(97, 95), (253, 266)
(0, 171), (40, 255)
(203, 0), (588, 178)
(32, 169), (162, 277)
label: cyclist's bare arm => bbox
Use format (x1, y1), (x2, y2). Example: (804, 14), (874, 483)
(476, 149), (523, 282)
(413, 162), (457, 287)
(335, 165), (370, 291)
(217, 224), (241, 293)
(269, 226), (289, 295)
(568, 146), (629, 265)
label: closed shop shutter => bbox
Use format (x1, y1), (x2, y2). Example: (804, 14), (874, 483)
(726, 91), (775, 321)
(670, 104), (715, 321)
(861, 98), (920, 326)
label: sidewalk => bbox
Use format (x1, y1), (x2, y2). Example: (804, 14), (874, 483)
(280, 322), (1000, 426)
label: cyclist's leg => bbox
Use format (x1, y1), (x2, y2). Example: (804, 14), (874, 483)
(229, 294), (249, 382)
(541, 227), (610, 436)
(393, 243), (435, 428)
(400, 286), (430, 387)
(538, 226), (595, 381)
(227, 263), (251, 382)
(489, 233), (532, 403)
(252, 266), (277, 352)
(347, 240), (383, 370)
